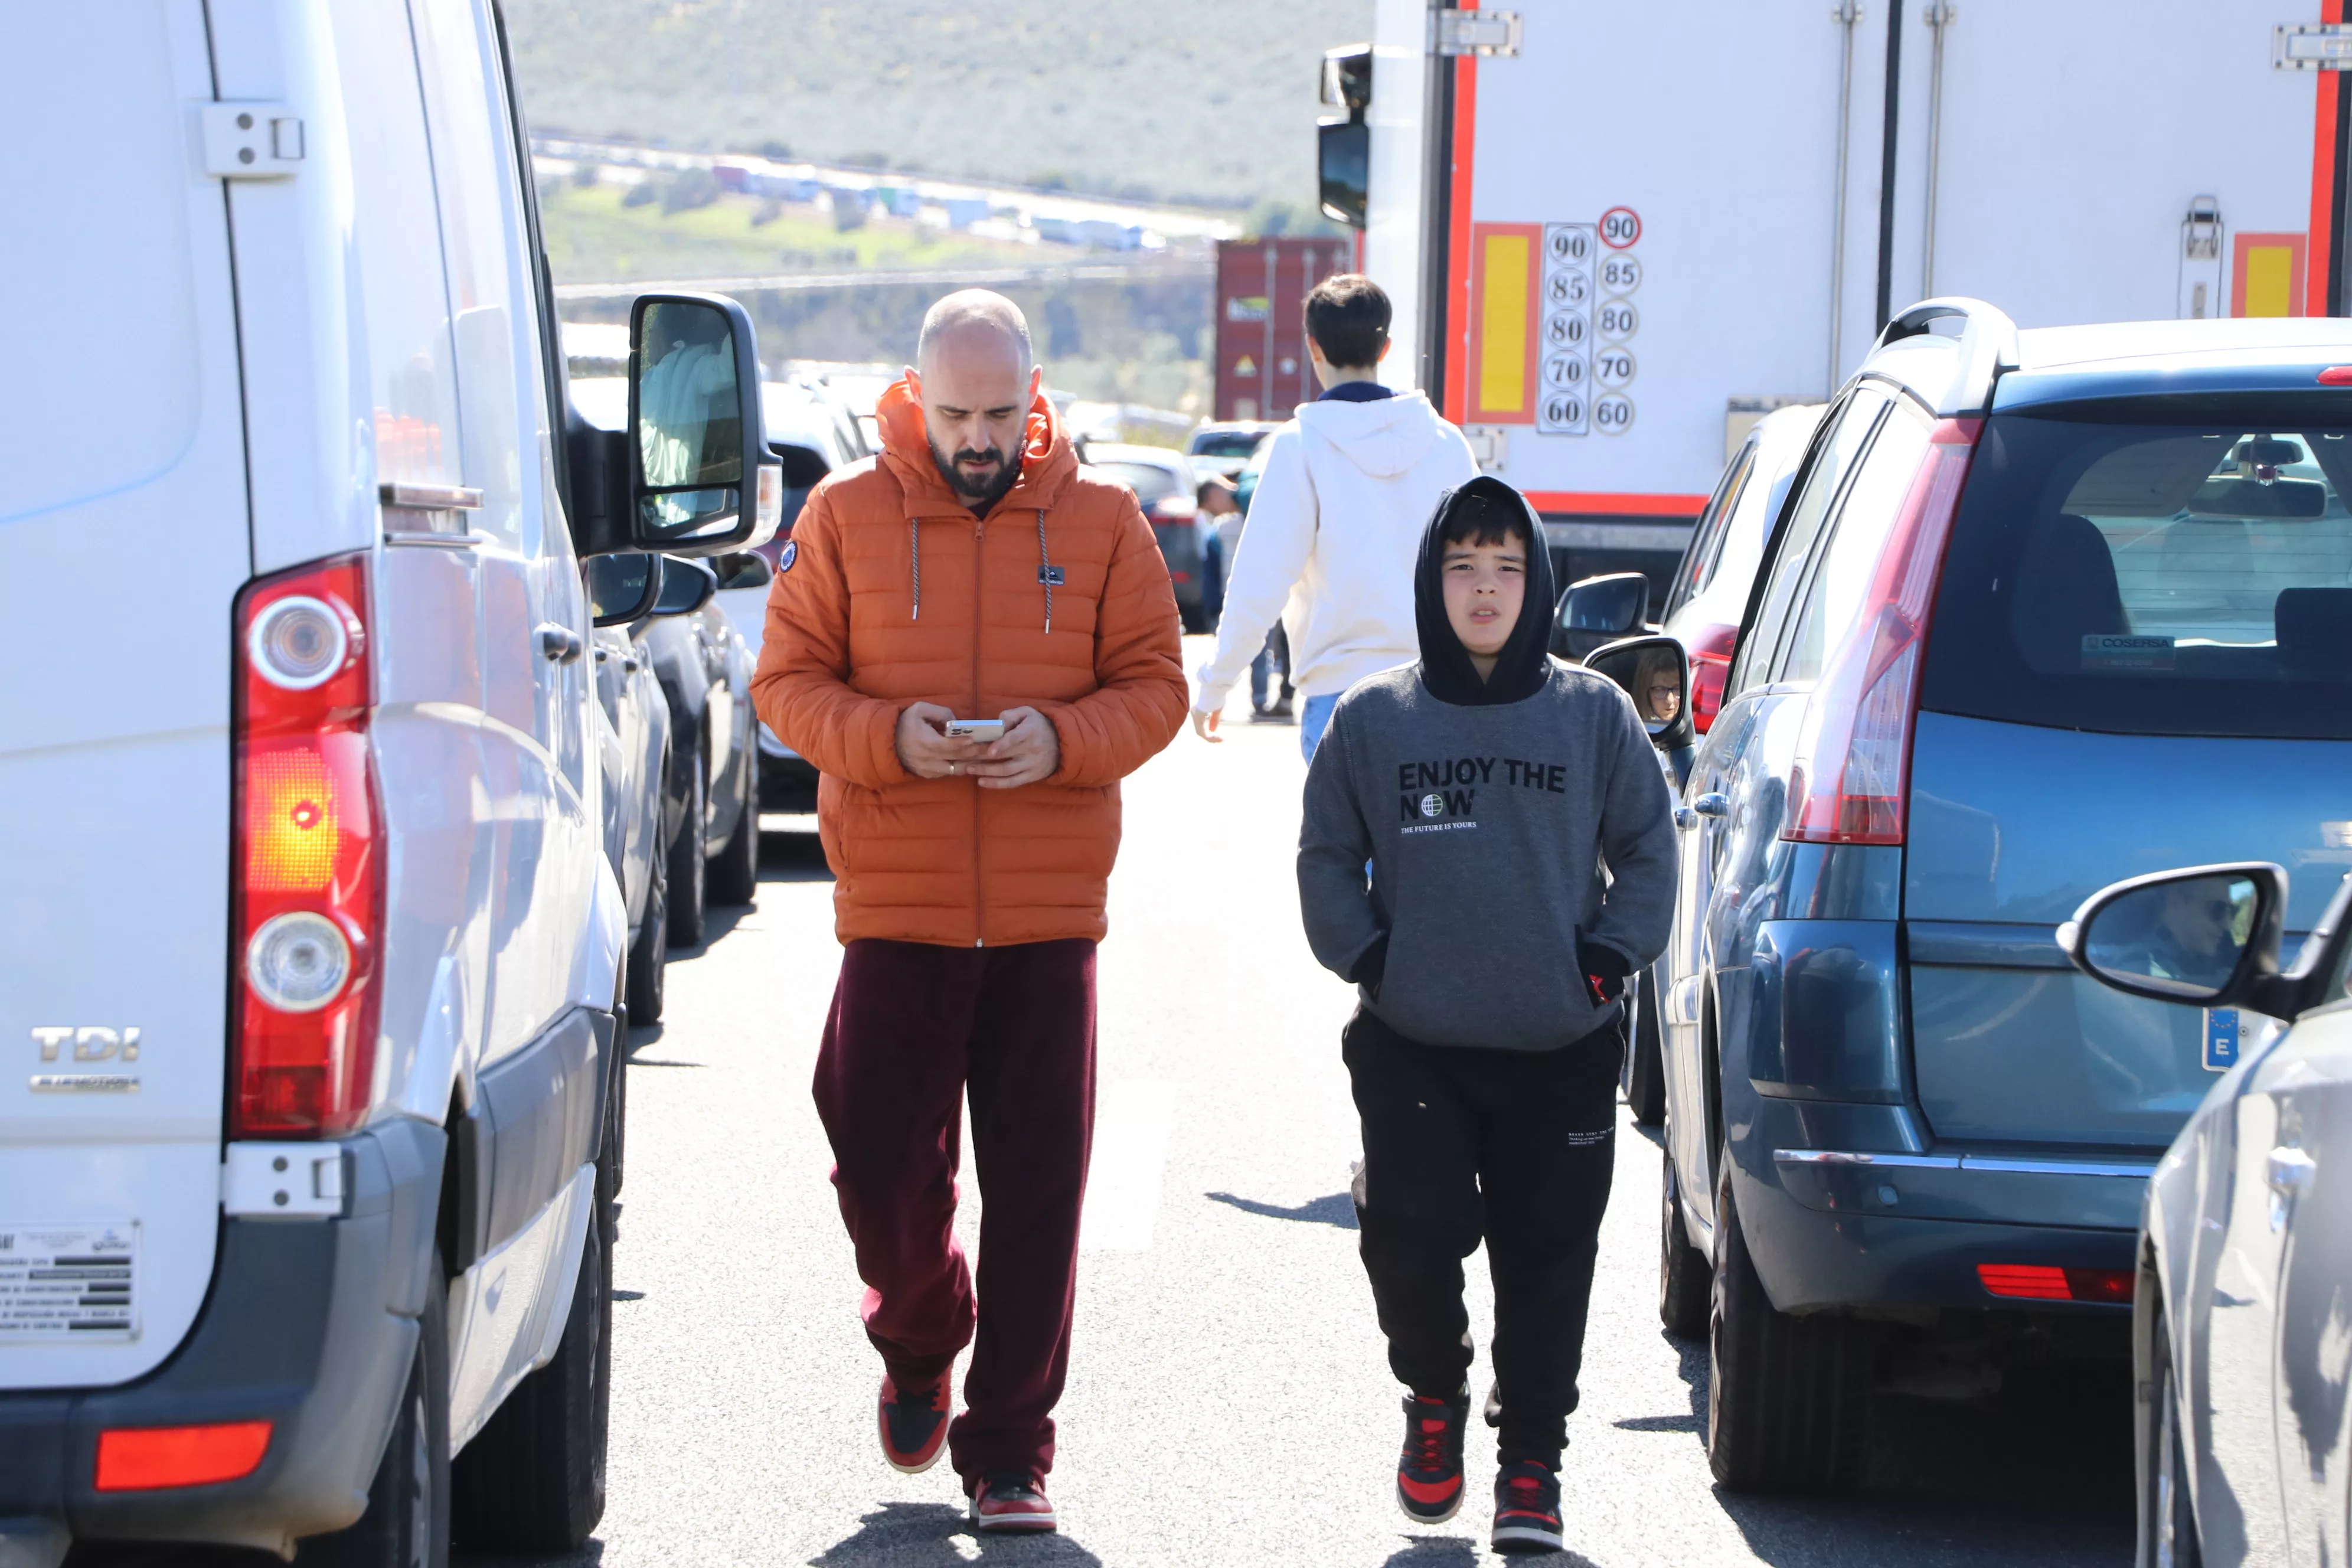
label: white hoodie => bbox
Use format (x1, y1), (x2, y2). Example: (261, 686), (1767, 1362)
(1195, 390), (1479, 711)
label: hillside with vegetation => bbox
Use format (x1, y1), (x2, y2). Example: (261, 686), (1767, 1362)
(501, 0), (1371, 218)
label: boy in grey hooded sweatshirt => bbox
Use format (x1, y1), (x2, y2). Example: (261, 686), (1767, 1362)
(1297, 476), (1674, 1554)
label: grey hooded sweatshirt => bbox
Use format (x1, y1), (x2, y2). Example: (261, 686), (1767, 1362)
(1296, 479), (1676, 1052)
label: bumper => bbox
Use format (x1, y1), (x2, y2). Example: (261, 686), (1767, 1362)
(0, 1118), (444, 1557)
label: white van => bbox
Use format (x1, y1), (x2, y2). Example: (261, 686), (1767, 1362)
(0, 5), (772, 1564)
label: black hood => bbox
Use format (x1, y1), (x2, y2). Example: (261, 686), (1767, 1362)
(1413, 475), (1557, 706)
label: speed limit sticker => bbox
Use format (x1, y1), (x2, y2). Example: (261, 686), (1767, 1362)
(1543, 352), (1587, 387)
(1596, 300), (1639, 339)
(1599, 207), (1642, 249)
(1600, 253), (1642, 294)
(1594, 348), (1635, 387)
(1595, 394), (1635, 434)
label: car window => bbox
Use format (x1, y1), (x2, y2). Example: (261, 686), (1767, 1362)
(1191, 430), (1266, 459)
(1781, 400), (1935, 685)
(1729, 386), (1890, 697)
(1093, 460), (1181, 502)
(1666, 436), (1759, 619)
(1920, 403), (2352, 740)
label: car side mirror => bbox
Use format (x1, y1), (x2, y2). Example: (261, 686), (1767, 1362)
(2057, 863), (2328, 1023)
(1583, 634), (1693, 751)
(1552, 572), (1649, 661)
(585, 552), (659, 628)
(626, 293), (782, 557)
(714, 550), (773, 592)
(1317, 120), (1368, 229)
(649, 556), (718, 618)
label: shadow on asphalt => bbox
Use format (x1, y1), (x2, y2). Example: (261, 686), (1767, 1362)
(1206, 1189), (1360, 1229)
(1657, 1327), (2136, 1566)
(806, 1501), (1106, 1565)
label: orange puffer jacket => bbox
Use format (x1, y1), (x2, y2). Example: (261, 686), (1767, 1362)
(750, 378), (1188, 947)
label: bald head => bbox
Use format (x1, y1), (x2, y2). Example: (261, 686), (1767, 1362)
(908, 290), (1042, 512)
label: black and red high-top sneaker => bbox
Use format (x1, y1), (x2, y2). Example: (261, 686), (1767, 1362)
(877, 1373), (949, 1474)
(969, 1472), (1057, 1533)
(1491, 1461), (1564, 1554)
(1396, 1389), (1470, 1523)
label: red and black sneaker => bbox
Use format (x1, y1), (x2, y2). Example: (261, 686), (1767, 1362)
(1491, 1461), (1564, 1555)
(1395, 1389), (1470, 1524)
(968, 1472), (1057, 1534)
(877, 1373), (949, 1475)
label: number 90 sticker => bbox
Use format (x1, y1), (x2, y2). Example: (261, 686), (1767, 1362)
(1594, 394), (1635, 434)
(1600, 254), (1642, 295)
(1596, 300), (1639, 339)
(1600, 207), (1642, 249)
(1547, 226), (1592, 266)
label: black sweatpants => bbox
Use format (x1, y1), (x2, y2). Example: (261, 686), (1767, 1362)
(1342, 1005), (1621, 1468)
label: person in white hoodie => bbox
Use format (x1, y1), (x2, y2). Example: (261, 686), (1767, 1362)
(1190, 274), (1480, 758)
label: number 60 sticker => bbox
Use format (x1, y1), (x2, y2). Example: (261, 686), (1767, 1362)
(1595, 394), (1635, 433)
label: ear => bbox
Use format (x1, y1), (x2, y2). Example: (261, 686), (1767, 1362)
(1377, 339), (1394, 364)
(1028, 364), (1044, 398)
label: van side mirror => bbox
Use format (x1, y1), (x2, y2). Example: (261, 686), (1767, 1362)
(2055, 863), (2352, 1024)
(713, 551), (773, 592)
(1583, 634), (1693, 751)
(626, 293), (782, 557)
(585, 553), (659, 627)
(1552, 572), (1649, 661)
(1317, 120), (1368, 229)
(650, 556), (718, 618)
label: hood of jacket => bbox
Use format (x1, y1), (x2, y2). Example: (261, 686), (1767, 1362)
(874, 374), (1076, 517)
(1295, 389), (1452, 479)
(1413, 475), (1558, 707)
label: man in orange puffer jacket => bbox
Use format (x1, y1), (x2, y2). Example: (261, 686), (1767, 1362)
(750, 291), (1186, 1533)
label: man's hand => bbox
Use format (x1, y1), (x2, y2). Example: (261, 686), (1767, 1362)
(965, 706), (1060, 790)
(895, 701), (987, 780)
(1190, 708), (1223, 744)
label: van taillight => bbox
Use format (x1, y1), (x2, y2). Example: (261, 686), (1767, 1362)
(1686, 622), (1739, 734)
(1783, 419), (1979, 846)
(230, 556), (381, 1138)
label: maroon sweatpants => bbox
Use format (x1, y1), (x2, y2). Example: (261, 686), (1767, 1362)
(812, 937), (1097, 1483)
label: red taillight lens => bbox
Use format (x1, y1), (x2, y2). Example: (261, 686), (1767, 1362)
(1977, 1263), (2134, 1304)
(232, 556), (381, 1139)
(95, 1421), (273, 1491)
(2317, 365), (2352, 386)
(1783, 419), (1979, 845)
(1685, 622), (1739, 734)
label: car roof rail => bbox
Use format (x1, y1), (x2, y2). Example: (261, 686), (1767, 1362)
(1870, 296), (2020, 419)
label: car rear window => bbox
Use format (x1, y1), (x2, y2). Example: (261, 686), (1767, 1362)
(1921, 401), (2352, 740)
(1190, 431), (1265, 459)
(1095, 461), (1181, 503)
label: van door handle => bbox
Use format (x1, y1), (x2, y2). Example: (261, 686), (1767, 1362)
(1675, 806), (1699, 831)
(537, 623), (584, 664)
(1692, 792), (1730, 819)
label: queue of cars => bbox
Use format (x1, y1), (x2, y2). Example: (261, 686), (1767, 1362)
(1, 6), (775, 1564)
(1606, 298), (2352, 1562)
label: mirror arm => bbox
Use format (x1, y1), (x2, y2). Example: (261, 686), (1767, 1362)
(565, 420), (631, 557)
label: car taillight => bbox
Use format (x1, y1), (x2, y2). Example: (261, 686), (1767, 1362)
(1147, 495), (1199, 524)
(231, 555), (381, 1139)
(1685, 622), (1739, 734)
(1782, 418), (1979, 845)
(1977, 1263), (2134, 1304)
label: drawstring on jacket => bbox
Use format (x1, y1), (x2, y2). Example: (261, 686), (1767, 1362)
(910, 508), (1057, 633)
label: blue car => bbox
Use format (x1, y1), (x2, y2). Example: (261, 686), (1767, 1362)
(1643, 299), (2352, 1491)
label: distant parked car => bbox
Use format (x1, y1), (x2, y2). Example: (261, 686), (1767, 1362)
(638, 562), (764, 947)
(1186, 420), (1278, 482)
(586, 558), (674, 1024)
(1085, 443), (1213, 632)
(2058, 863), (2352, 1568)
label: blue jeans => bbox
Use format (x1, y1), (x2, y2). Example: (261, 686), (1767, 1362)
(1301, 693), (1339, 761)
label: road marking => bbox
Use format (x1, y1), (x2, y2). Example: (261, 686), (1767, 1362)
(1080, 1080), (1175, 1253)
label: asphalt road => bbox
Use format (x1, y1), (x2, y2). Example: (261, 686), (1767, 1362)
(469, 636), (2137, 1568)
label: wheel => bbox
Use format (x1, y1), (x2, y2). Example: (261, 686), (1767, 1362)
(295, 1251), (449, 1567)
(1627, 969), (1667, 1127)
(707, 743), (759, 907)
(1706, 1158), (1870, 1491)
(625, 824), (667, 1027)
(2145, 1300), (2203, 1567)
(666, 756), (706, 948)
(1659, 1146), (1711, 1338)
(451, 1103), (615, 1551)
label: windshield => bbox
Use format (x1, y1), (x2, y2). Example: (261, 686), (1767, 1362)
(1921, 404), (2352, 740)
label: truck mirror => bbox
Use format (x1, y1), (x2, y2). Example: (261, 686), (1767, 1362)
(626, 293), (779, 557)
(1318, 121), (1368, 229)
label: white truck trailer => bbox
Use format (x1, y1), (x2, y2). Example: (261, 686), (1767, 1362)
(1321, 0), (2352, 587)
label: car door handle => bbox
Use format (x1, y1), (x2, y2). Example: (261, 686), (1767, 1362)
(2266, 1146), (2317, 1196)
(537, 623), (583, 664)
(621, 654), (641, 674)
(1691, 792), (1730, 819)
(593, 646), (610, 664)
(1675, 805), (1699, 831)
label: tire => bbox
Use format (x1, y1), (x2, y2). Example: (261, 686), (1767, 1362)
(295, 1252), (450, 1568)
(666, 757), (706, 948)
(1180, 599), (1209, 635)
(1706, 1159), (1870, 1492)
(625, 827), (667, 1027)
(1627, 969), (1667, 1127)
(707, 743), (759, 907)
(2145, 1301), (2203, 1567)
(452, 1111), (616, 1551)
(1659, 1147), (1711, 1338)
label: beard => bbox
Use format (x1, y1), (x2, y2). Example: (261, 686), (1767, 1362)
(930, 436), (1023, 512)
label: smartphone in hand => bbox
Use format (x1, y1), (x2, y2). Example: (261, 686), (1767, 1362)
(943, 718), (1005, 743)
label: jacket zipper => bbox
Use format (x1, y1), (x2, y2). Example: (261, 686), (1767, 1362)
(971, 510), (986, 948)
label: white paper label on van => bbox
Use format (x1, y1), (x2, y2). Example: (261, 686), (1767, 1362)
(2081, 634), (2175, 671)
(0, 1222), (137, 1339)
